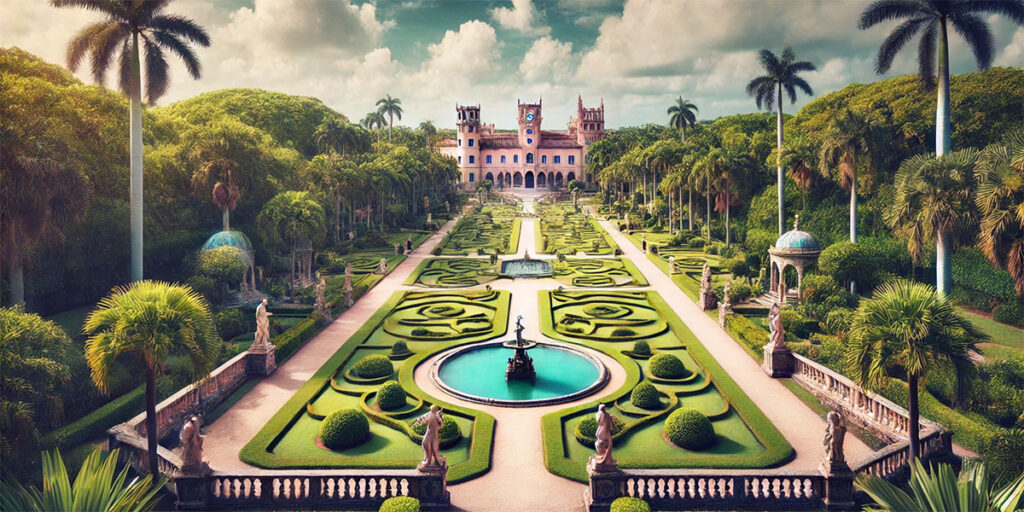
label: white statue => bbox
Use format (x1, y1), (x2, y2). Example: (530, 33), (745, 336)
(426, 212), (432, 225)
(589, 404), (618, 471)
(254, 298), (273, 346)
(668, 256), (677, 275)
(822, 411), (848, 472)
(315, 278), (326, 308)
(768, 302), (785, 348)
(180, 415), (204, 472)
(415, 405), (446, 471)
(697, 262), (717, 310)
(376, 257), (387, 274)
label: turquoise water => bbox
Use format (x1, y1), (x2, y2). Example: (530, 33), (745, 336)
(500, 259), (552, 277)
(437, 345), (601, 401)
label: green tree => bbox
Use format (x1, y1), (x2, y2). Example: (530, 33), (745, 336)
(848, 279), (984, 462)
(819, 108), (881, 247)
(858, 0), (1024, 156)
(257, 191), (325, 288)
(376, 94), (403, 142)
(855, 459), (1024, 512)
(83, 281), (220, 478)
(195, 246), (248, 303)
(418, 120), (437, 150)
(0, 307), (72, 474)
(188, 132), (241, 231)
(313, 118), (368, 158)
(303, 152), (359, 242)
(774, 135), (817, 209)
(887, 150), (977, 296)
(746, 47), (816, 235)
(975, 130), (1024, 298)
(361, 111), (387, 142)
(666, 97), (698, 143)
(0, 448), (164, 512)
(54, 0), (211, 282)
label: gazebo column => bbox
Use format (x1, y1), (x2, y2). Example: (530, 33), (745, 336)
(770, 260), (778, 294)
(778, 264), (787, 304)
(796, 265), (805, 302)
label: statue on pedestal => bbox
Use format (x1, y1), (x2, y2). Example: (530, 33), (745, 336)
(376, 257), (387, 274)
(762, 302), (794, 377)
(641, 233), (647, 253)
(668, 256), (677, 275)
(718, 282), (734, 328)
(768, 302), (784, 348)
(822, 411), (848, 473)
(180, 415), (206, 474)
(697, 262), (718, 310)
(444, 200), (450, 213)
(395, 243), (401, 255)
(343, 264), (355, 307)
(314, 278), (331, 323)
(415, 405), (447, 472)
(253, 298), (273, 347)
(589, 404), (618, 472)
(426, 212), (432, 226)
(405, 235), (413, 254)
(624, 212), (630, 229)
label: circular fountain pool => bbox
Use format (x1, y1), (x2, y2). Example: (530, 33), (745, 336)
(430, 341), (608, 406)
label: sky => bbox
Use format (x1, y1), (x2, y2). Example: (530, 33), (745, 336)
(2, 0), (1022, 130)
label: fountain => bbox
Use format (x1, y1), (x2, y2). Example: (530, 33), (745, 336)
(499, 250), (553, 278)
(504, 316), (537, 380)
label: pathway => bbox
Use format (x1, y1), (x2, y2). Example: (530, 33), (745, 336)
(203, 218), (461, 470)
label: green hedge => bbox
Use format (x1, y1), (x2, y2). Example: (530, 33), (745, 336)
(723, 313), (767, 361)
(320, 408), (371, 450)
(379, 496), (420, 512)
(40, 384), (144, 449)
(610, 497), (651, 512)
(952, 248), (1017, 308)
(630, 382), (661, 409)
(353, 354), (394, 378)
(664, 408), (716, 450)
(648, 353), (689, 379)
(271, 316), (319, 362)
(376, 381), (406, 411)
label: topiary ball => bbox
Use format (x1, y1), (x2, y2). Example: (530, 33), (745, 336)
(630, 381), (661, 409)
(632, 340), (651, 356)
(379, 496), (421, 512)
(648, 353), (689, 379)
(610, 497), (651, 512)
(353, 354), (393, 378)
(391, 340), (410, 356)
(319, 408), (370, 450)
(376, 381), (406, 411)
(664, 407), (715, 450)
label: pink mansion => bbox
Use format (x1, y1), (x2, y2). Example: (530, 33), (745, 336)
(437, 96), (605, 189)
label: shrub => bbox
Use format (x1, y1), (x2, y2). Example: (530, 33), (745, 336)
(780, 309), (817, 339)
(410, 413), (462, 445)
(376, 381), (406, 411)
(391, 341), (410, 356)
(610, 497), (651, 512)
(819, 242), (878, 291)
(993, 302), (1024, 328)
(728, 280), (754, 304)
(352, 354), (393, 378)
(743, 228), (775, 263)
(632, 340), (651, 356)
(689, 237), (705, 249)
(196, 246), (248, 289)
(185, 274), (218, 303)
(613, 247), (623, 256)
(379, 497), (420, 512)
(214, 308), (248, 340)
(320, 408), (370, 450)
(823, 308), (854, 334)
(952, 248), (1017, 309)
(574, 412), (624, 443)
(725, 257), (750, 278)
(670, 231), (692, 246)
(272, 316), (319, 362)
(649, 244), (659, 255)
(648, 353), (689, 379)
(983, 429), (1024, 485)
(630, 381), (661, 409)
(664, 408), (715, 450)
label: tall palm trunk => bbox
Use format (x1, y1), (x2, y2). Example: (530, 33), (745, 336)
(725, 183), (731, 247)
(908, 373), (920, 462)
(145, 363), (158, 478)
(8, 244), (24, 304)
(688, 186), (694, 230)
(334, 195), (342, 243)
(936, 230), (952, 297)
(289, 241), (296, 294)
(388, 113), (393, 142)
(705, 176), (711, 239)
(934, 20), (953, 296)
(222, 208), (230, 231)
(130, 32), (144, 282)
(775, 82), (785, 236)
(849, 166), (858, 244)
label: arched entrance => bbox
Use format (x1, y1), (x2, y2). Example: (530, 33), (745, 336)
(525, 171), (535, 188)
(567, 172), (576, 183)
(504, 173), (512, 187)
(548, 172), (555, 189)
(537, 172), (547, 187)
(513, 172), (523, 187)
(485, 172), (494, 183)
(555, 173), (564, 188)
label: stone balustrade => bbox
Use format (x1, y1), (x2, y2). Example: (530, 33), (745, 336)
(851, 429), (952, 479)
(108, 424), (183, 478)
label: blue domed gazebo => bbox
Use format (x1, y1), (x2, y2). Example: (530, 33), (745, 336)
(201, 230), (257, 294)
(768, 215), (820, 303)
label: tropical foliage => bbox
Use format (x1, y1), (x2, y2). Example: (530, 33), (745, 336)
(855, 459), (1024, 512)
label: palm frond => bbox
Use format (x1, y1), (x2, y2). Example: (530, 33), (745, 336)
(858, 0), (929, 29)
(916, 21), (937, 89)
(148, 14), (211, 46)
(875, 16), (928, 73)
(87, 22), (128, 86)
(151, 30), (201, 78)
(142, 35), (169, 104)
(949, 13), (995, 70)
(955, 0), (1024, 25)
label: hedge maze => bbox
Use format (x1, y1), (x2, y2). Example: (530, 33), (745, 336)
(438, 205), (520, 255)
(537, 203), (616, 255)
(539, 291), (792, 480)
(407, 258), (499, 288)
(241, 290), (509, 482)
(552, 258), (647, 288)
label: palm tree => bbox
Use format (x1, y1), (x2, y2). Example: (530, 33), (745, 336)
(976, 130), (1024, 298)
(54, 0), (211, 283)
(376, 94), (403, 142)
(0, 122), (90, 305)
(819, 108), (880, 247)
(257, 191), (326, 289)
(858, 0), (1024, 156)
(361, 111), (387, 143)
(887, 150), (978, 296)
(83, 281), (220, 478)
(666, 97), (698, 143)
(189, 135), (241, 231)
(776, 135), (818, 209)
(0, 447), (164, 512)
(418, 120), (437, 150)
(746, 47), (816, 236)
(856, 459), (1024, 512)
(848, 279), (985, 462)
(304, 152), (358, 243)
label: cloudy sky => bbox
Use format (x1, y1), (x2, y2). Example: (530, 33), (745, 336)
(3, 0), (1022, 129)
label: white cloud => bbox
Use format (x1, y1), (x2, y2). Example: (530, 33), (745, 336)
(520, 37), (575, 82)
(490, 0), (550, 35)
(995, 27), (1024, 65)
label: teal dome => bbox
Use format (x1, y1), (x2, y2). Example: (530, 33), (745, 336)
(775, 229), (820, 252)
(201, 230), (253, 252)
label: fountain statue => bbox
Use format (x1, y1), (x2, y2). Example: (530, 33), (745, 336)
(314, 278), (331, 323)
(415, 405), (447, 473)
(588, 404), (619, 473)
(762, 302), (794, 377)
(503, 315), (537, 380)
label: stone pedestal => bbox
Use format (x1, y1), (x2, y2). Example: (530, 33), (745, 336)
(415, 460), (450, 511)
(762, 342), (793, 378)
(585, 461), (623, 512)
(246, 343), (277, 377)
(821, 465), (856, 511)
(173, 470), (210, 511)
(506, 348), (536, 380)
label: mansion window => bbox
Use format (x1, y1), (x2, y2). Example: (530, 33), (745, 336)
(469, 172), (475, 182)
(541, 155), (547, 164)
(469, 126), (474, 133)
(501, 155), (506, 163)
(458, 139), (462, 146)
(526, 129), (533, 135)
(458, 156), (462, 164)
(568, 155), (575, 165)
(468, 139), (474, 147)
(526, 153), (534, 164)
(553, 156), (560, 164)
(514, 155), (519, 163)
(486, 155), (492, 164)
(527, 138), (533, 145)
(469, 155), (475, 163)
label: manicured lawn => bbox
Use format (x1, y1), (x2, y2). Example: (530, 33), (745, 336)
(536, 202), (617, 255)
(405, 258), (499, 288)
(437, 205), (519, 255)
(552, 258), (648, 287)
(959, 308), (1024, 352)
(539, 291), (793, 482)
(240, 290), (510, 483)
(45, 305), (92, 339)
(621, 230), (729, 301)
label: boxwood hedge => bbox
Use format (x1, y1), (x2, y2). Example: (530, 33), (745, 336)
(664, 407), (715, 450)
(376, 381), (406, 411)
(319, 408), (370, 450)
(629, 381), (661, 409)
(611, 497), (651, 512)
(379, 496), (420, 512)
(648, 353), (689, 379)
(353, 354), (394, 378)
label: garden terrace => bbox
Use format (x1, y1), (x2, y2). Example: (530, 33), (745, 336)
(240, 289), (509, 482)
(552, 258), (648, 288)
(436, 205), (520, 256)
(623, 230), (731, 302)
(405, 258), (499, 288)
(539, 290), (793, 481)
(536, 202), (617, 255)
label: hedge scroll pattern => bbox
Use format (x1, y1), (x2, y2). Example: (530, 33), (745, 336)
(538, 203), (616, 255)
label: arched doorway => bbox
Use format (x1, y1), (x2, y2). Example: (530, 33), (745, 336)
(485, 172), (494, 183)
(548, 172), (555, 189)
(555, 173), (564, 188)
(513, 172), (523, 187)
(567, 172), (576, 183)
(525, 171), (535, 188)
(537, 172), (547, 187)
(504, 173), (512, 187)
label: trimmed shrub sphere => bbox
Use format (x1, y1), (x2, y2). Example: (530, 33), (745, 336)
(391, 340), (410, 355)
(630, 381), (661, 409)
(379, 496), (420, 512)
(353, 354), (393, 378)
(664, 407), (715, 450)
(632, 340), (651, 356)
(319, 408), (370, 450)
(610, 497), (651, 512)
(648, 353), (689, 379)
(376, 381), (406, 411)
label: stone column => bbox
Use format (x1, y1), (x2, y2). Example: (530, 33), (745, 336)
(585, 463), (623, 512)
(173, 473), (210, 511)
(246, 343), (277, 377)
